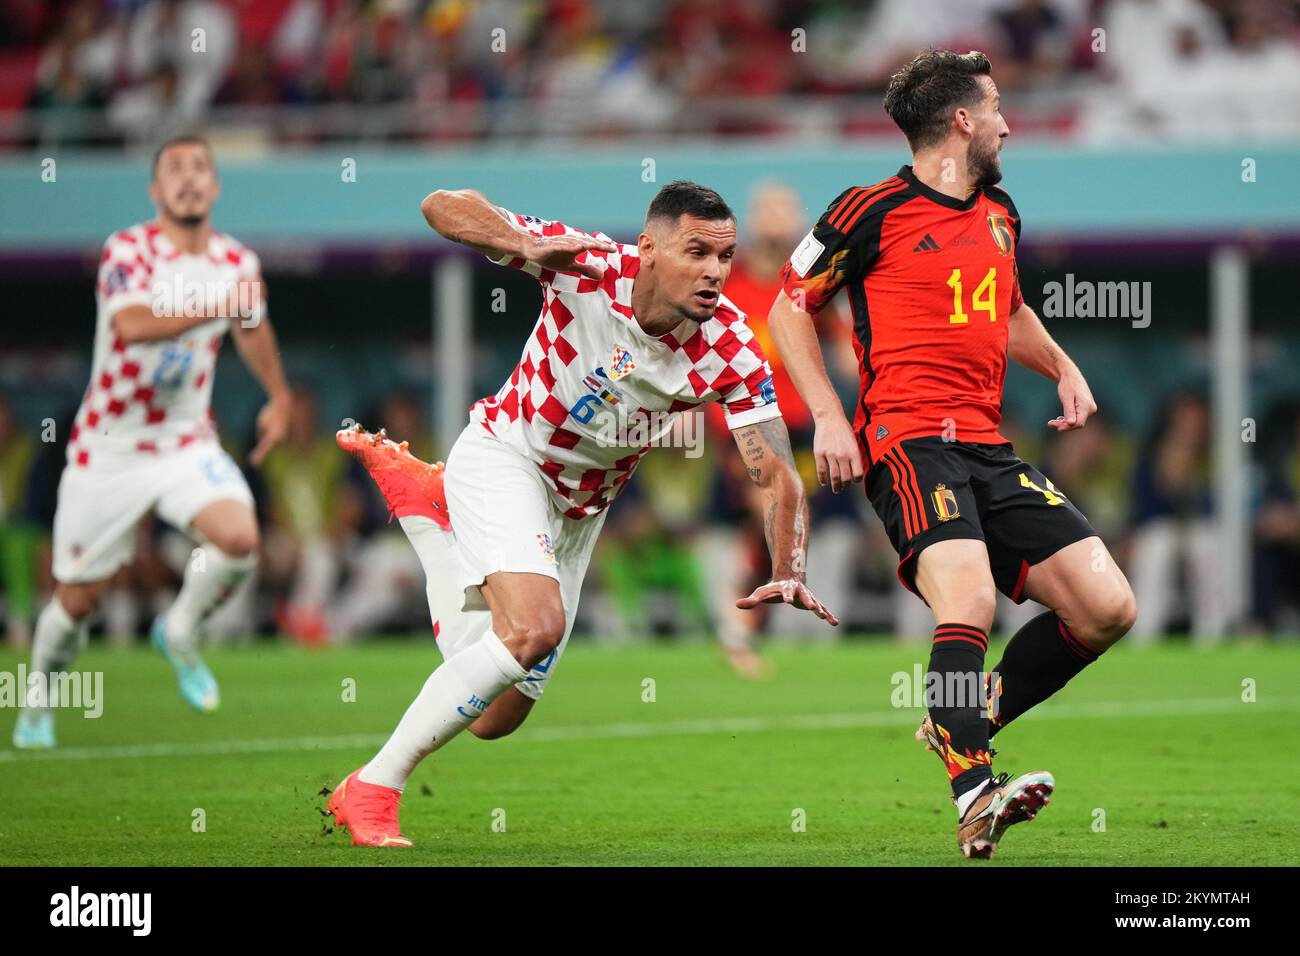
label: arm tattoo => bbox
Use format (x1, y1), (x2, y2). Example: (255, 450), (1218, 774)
(735, 417), (795, 486)
(733, 417), (808, 582)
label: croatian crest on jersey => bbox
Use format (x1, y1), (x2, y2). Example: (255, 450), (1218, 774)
(537, 532), (556, 562)
(931, 483), (960, 522)
(608, 346), (636, 381)
(987, 215), (1014, 257)
(105, 264), (132, 292)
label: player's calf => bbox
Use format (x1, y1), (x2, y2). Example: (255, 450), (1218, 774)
(468, 689), (535, 740)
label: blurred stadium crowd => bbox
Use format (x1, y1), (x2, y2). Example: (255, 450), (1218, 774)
(4, 0), (1300, 147)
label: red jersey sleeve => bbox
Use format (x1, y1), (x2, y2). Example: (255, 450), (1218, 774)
(779, 182), (902, 314)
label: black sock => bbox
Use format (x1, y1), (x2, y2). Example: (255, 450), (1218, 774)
(987, 611), (1101, 737)
(927, 623), (993, 799)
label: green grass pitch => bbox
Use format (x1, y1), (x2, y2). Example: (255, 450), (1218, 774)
(1, 637), (1297, 866)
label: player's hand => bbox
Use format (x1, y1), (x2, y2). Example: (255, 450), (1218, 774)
(519, 234), (618, 280)
(249, 394), (291, 466)
(1048, 367), (1098, 432)
(813, 412), (864, 492)
(736, 579), (839, 627)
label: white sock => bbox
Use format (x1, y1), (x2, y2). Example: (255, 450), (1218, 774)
(397, 514), (455, 578)
(163, 546), (255, 663)
(955, 779), (991, 818)
(359, 630), (529, 791)
(26, 599), (88, 710)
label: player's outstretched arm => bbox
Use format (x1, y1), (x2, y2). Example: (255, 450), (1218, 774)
(419, 188), (616, 280)
(767, 290), (863, 492)
(731, 416), (839, 626)
(229, 273), (291, 465)
(112, 306), (209, 343)
(1007, 302), (1098, 431)
(110, 283), (256, 343)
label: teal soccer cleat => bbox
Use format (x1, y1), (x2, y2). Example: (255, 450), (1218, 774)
(151, 616), (220, 714)
(12, 709), (55, 749)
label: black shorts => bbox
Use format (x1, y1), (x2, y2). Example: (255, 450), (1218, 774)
(866, 437), (1096, 602)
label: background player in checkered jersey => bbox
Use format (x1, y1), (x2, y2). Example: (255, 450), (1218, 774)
(767, 51), (1138, 858)
(325, 181), (837, 847)
(12, 137), (291, 749)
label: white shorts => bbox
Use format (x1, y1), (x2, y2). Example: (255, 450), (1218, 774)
(52, 441), (255, 584)
(435, 424), (606, 700)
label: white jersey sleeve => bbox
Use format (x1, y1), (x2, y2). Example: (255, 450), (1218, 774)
(486, 207), (618, 286)
(707, 301), (782, 430)
(97, 229), (156, 315)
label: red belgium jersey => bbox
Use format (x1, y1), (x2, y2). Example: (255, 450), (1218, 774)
(779, 165), (1024, 465)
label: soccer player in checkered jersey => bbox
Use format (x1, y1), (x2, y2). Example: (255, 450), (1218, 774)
(12, 137), (291, 749)
(768, 51), (1138, 858)
(325, 181), (837, 846)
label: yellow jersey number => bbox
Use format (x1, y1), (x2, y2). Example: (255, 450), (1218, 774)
(947, 267), (997, 325)
(1020, 473), (1066, 506)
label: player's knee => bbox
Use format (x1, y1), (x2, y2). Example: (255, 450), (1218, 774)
(1075, 583), (1137, 650)
(55, 582), (105, 621)
(507, 612), (565, 668)
(210, 526), (259, 558)
(940, 584), (997, 633)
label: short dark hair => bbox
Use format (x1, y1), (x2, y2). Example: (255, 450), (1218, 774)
(152, 135), (213, 176)
(645, 180), (734, 227)
(883, 50), (993, 151)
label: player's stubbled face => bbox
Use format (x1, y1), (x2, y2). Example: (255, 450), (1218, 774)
(967, 76), (1010, 188)
(658, 216), (737, 322)
(152, 144), (218, 227)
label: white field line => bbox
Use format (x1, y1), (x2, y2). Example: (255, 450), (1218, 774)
(1, 695), (1293, 763)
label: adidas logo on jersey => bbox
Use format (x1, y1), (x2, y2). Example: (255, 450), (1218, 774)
(876, 424), (890, 441)
(913, 234), (941, 253)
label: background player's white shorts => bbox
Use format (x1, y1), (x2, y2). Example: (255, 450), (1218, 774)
(52, 440), (255, 584)
(435, 424), (606, 700)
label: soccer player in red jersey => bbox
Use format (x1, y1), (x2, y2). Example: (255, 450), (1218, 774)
(768, 51), (1137, 858)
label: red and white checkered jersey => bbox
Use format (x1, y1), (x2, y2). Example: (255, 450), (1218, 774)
(469, 207), (782, 519)
(68, 222), (261, 467)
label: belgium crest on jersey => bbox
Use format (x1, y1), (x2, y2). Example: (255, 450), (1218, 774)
(987, 215), (1014, 256)
(931, 483), (960, 522)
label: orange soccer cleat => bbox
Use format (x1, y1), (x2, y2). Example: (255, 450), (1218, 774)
(326, 767), (414, 847)
(335, 424), (450, 530)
